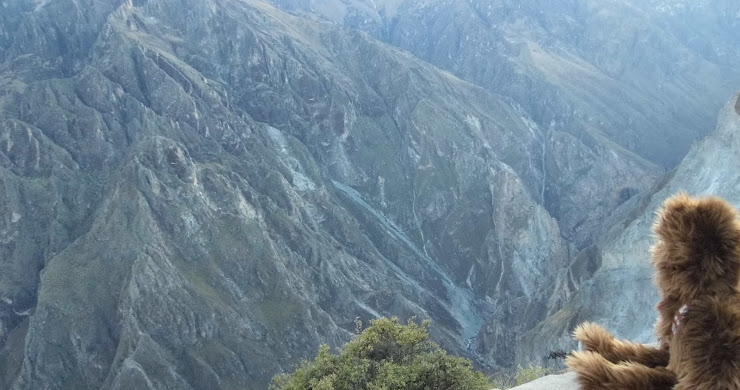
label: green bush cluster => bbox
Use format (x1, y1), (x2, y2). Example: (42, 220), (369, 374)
(270, 317), (494, 390)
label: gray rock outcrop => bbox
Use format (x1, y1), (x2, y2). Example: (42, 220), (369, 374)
(522, 91), (740, 366)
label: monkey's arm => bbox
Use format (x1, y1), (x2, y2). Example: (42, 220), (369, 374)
(567, 351), (676, 390)
(574, 322), (670, 367)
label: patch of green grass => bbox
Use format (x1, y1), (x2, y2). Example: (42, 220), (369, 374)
(515, 364), (555, 386)
(259, 296), (300, 332)
(182, 269), (229, 309)
(490, 364), (557, 389)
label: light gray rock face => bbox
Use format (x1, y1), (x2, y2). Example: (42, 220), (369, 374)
(521, 92), (740, 368)
(0, 0), (661, 388)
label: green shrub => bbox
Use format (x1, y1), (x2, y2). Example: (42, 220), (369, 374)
(270, 317), (494, 390)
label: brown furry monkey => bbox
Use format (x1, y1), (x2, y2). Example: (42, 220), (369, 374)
(567, 193), (740, 389)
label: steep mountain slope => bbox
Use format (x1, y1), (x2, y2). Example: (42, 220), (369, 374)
(519, 91), (740, 368)
(0, 0), (658, 388)
(268, 0), (740, 246)
(270, 0), (740, 167)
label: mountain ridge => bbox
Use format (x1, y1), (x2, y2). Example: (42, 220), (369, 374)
(0, 0), (644, 387)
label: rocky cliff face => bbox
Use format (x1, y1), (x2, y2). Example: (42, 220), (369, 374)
(0, 0), (662, 388)
(268, 0), (740, 246)
(267, 0), (740, 367)
(520, 91), (740, 368)
(270, 0), (740, 167)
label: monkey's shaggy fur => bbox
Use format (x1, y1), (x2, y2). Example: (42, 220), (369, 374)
(567, 194), (740, 389)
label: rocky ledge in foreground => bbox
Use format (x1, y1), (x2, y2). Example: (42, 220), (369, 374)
(501, 372), (578, 390)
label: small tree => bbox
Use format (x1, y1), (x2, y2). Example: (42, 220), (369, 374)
(270, 317), (494, 390)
